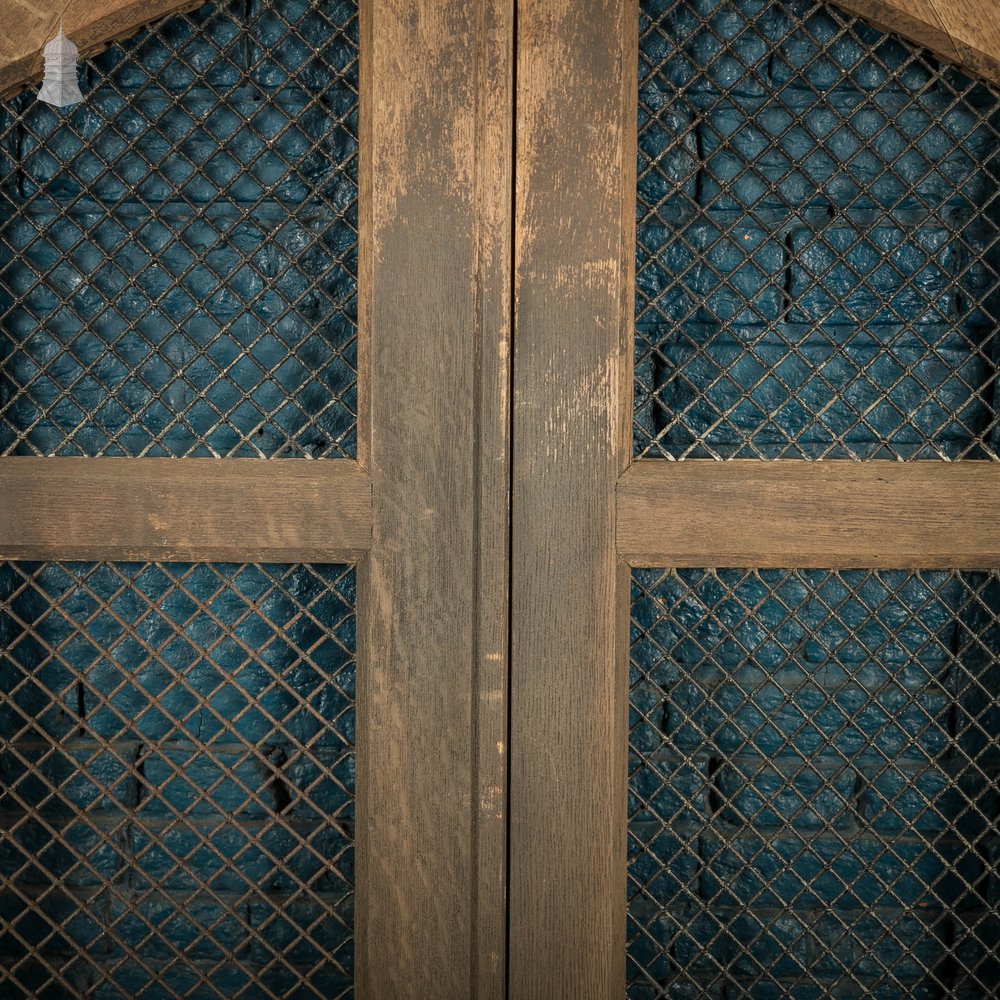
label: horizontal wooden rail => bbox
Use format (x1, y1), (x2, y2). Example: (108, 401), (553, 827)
(618, 459), (1000, 569)
(0, 457), (372, 562)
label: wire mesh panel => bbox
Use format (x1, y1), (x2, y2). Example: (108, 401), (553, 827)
(0, 562), (355, 999)
(0, 0), (358, 457)
(634, 0), (1000, 460)
(628, 568), (1000, 998)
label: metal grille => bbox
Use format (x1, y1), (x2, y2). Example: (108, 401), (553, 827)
(0, 561), (355, 999)
(635, 0), (1000, 460)
(628, 568), (1000, 998)
(0, 0), (359, 458)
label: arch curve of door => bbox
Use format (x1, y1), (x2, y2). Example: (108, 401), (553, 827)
(0, 0), (203, 99)
(0, 0), (998, 100)
(834, 0), (1000, 85)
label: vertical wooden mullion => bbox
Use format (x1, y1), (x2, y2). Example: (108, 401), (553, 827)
(355, 1), (512, 998)
(509, 1), (637, 997)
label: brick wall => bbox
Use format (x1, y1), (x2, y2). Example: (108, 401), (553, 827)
(0, 562), (355, 998)
(0, 0), (359, 459)
(629, 569), (1000, 997)
(634, 0), (1000, 460)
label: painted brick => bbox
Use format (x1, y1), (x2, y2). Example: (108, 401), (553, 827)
(127, 819), (351, 896)
(789, 225), (961, 325)
(677, 906), (812, 980)
(630, 823), (701, 906)
(698, 831), (982, 912)
(0, 561), (354, 995)
(953, 915), (1000, 993)
(0, 888), (110, 961)
(857, 764), (1000, 837)
(136, 743), (352, 822)
(630, 976), (724, 1000)
(632, 569), (969, 673)
(629, 753), (709, 827)
(108, 891), (254, 963)
(713, 757), (859, 831)
(978, 837), (1000, 912)
(90, 959), (352, 1000)
(282, 748), (355, 823)
(627, 898), (680, 994)
(0, 662), (80, 739)
(723, 983), (947, 1000)
(636, 221), (786, 325)
(139, 745), (282, 818)
(247, 894), (353, 968)
(0, 0), (359, 461)
(809, 908), (949, 983)
(87, 961), (250, 1000)
(661, 676), (953, 762)
(635, 101), (698, 217)
(635, 0), (1000, 462)
(0, 817), (125, 886)
(631, 567), (1000, 997)
(0, 740), (138, 814)
(0, 956), (97, 999)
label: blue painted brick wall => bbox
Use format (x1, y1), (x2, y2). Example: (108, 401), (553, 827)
(634, 0), (1000, 460)
(0, 562), (355, 999)
(629, 569), (1000, 997)
(0, 0), (359, 458)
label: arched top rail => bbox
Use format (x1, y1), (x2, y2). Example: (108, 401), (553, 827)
(0, 0), (997, 98)
(835, 0), (1000, 86)
(0, 0), (203, 99)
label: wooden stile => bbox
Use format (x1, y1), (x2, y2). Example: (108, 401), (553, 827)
(355, 1), (512, 998)
(508, 1), (636, 997)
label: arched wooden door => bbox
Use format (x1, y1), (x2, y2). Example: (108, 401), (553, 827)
(0, 1), (512, 997)
(1, 1), (999, 999)
(509, 1), (1000, 998)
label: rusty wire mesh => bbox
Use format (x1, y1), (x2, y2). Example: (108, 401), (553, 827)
(634, 0), (1000, 460)
(628, 568), (1000, 998)
(0, 561), (355, 999)
(0, 0), (359, 458)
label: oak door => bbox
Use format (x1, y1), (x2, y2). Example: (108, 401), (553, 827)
(508, 2), (1000, 999)
(2, 1), (1000, 999)
(0, 1), (510, 998)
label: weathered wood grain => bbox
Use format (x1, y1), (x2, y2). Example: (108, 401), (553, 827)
(833, 0), (1000, 85)
(0, 0), (202, 99)
(355, 1), (512, 998)
(619, 459), (1000, 569)
(0, 457), (372, 562)
(508, 1), (636, 997)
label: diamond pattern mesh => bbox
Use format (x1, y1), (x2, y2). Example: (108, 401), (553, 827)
(0, 0), (359, 457)
(0, 562), (355, 999)
(635, 0), (1000, 459)
(629, 568), (1000, 998)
